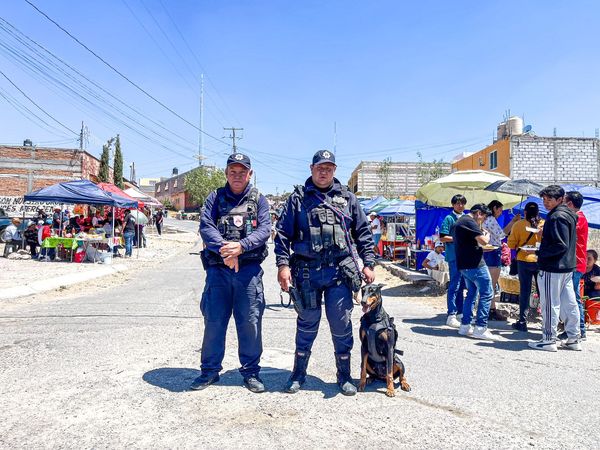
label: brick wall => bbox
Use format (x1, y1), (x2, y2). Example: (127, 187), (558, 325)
(511, 136), (600, 184)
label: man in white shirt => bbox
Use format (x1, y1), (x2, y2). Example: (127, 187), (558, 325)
(424, 241), (446, 274)
(369, 212), (382, 257)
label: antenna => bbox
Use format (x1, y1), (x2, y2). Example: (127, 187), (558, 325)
(333, 121), (337, 155)
(198, 73), (204, 166)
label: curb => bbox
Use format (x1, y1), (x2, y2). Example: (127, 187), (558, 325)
(0, 263), (128, 301)
(376, 260), (435, 284)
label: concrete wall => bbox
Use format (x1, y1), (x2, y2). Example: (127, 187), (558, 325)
(452, 139), (510, 176)
(348, 161), (451, 197)
(510, 136), (600, 184)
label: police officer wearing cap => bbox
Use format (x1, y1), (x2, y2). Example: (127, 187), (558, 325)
(275, 149), (376, 395)
(191, 153), (271, 393)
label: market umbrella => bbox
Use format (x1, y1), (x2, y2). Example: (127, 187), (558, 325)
(129, 210), (149, 225)
(484, 179), (545, 197)
(416, 170), (522, 208)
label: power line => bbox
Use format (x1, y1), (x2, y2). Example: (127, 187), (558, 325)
(23, 0), (229, 145)
(0, 69), (77, 135)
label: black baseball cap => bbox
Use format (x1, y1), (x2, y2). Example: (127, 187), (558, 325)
(227, 153), (251, 169)
(312, 149), (336, 166)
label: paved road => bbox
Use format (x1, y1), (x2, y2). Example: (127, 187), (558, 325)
(1, 220), (599, 448)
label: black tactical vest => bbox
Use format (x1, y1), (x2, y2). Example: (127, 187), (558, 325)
(293, 185), (352, 261)
(207, 187), (267, 264)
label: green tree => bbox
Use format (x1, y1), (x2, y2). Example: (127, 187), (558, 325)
(113, 134), (123, 188)
(416, 151), (447, 185)
(376, 157), (394, 197)
(184, 166), (227, 206)
(98, 137), (114, 182)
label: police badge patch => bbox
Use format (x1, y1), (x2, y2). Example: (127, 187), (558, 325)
(233, 215), (244, 227)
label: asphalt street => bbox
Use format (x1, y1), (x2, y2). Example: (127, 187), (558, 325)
(1, 218), (599, 449)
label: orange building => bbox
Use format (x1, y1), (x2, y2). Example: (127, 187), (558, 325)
(451, 139), (511, 176)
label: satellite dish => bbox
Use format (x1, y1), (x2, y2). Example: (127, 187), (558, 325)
(523, 125), (532, 133)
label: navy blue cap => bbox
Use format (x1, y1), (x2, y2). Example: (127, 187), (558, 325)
(227, 153), (251, 169)
(312, 149), (336, 166)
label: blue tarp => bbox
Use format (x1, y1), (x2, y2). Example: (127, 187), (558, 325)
(378, 201), (415, 216)
(415, 200), (513, 242)
(24, 180), (138, 208)
(512, 197), (600, 230)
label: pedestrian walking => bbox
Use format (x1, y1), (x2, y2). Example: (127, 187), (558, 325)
(369, 212), (382, 257)
(155, 209), (164, 236)
(453, 203), (498, 340)
(275, 149), (376, 396)
(439, 194), (466, 328)
(564, 191), (588, 340)
(191, 153), (270, 393)
(528, 185), (581, 352)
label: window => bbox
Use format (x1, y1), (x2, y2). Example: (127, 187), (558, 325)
(156, 184), (160, 193)
(174, 178), (178, 188)
(490, 150), (498, 170)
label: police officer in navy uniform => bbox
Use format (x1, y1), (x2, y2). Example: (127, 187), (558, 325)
(275, 150), (376, 395)
(191, 153), (271, 393)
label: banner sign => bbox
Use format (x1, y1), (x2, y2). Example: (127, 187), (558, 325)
(0, 196), (63, 216)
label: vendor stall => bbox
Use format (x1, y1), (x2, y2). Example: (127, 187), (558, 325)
(24, 180), (138, 262)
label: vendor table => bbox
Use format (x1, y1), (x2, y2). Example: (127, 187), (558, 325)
(41, 237), (78, 250)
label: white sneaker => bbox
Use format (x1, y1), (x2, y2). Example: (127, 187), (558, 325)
(528, 340), (558, 352)
(472, 326), (498, 341)
(561, 338), (582, 351)
(458, 324), (473, 336)
(446, 315), (461, 328)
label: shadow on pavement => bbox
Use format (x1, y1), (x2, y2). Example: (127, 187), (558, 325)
(403, 314), (447, 327)
(143, 366), (342, 398)
(475, 340), (527, 352)
(409, 325), (459, 338)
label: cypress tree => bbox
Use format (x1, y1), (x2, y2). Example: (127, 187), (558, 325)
(113, 134), (123, 188)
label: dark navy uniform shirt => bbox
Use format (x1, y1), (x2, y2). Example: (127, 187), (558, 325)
(274, 177), (375, 267)
(200, 183), (271, 257)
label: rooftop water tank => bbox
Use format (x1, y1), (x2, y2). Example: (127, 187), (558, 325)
(507, 116), (523, 136)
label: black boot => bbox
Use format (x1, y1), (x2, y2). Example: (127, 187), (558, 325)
(335, 353), (357, 396)
(284, 350), (311, 394)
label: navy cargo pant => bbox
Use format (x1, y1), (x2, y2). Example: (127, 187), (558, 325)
(293, 265), (354, 354)
(200, 262), (265, 378)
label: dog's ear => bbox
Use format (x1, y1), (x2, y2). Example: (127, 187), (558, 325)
(376, 283), (386, 289)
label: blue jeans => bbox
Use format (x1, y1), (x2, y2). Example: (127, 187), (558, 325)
(447, 259), (465, 316)
(123, 231), (135, 256)
(460, 265), (493, 327)
(572, 271), (586, 336)
(200, 263), (265, 377)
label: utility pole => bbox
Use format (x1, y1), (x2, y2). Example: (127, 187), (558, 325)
(224, 127), (244, 153)
(198, 74), (204, 166)
(129, 162), (136, 184)
(253, 172), (257, 189)
(79, 121), (84, 150)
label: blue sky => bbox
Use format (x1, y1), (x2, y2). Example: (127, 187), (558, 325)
(1, 0), (599, 194)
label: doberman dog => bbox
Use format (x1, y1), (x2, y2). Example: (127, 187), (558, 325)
(358, 283), (411, 397)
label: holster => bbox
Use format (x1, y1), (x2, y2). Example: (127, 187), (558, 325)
(338, 256), (362, 293)
(288, 285), (306, 315)
(290, 256), (320, 311)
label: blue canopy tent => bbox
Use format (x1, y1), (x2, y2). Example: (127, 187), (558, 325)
(24, 180), (139, 258)
(24, 180), (138, 207)
(378, 200), (416, 217)
(361, 196), (387, 213)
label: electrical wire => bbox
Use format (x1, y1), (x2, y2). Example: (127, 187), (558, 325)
(0, 69), (78, 135)
(23, 0), (230, 145)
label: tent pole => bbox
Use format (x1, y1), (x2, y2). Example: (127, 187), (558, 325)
(137, 210), (140, 259)
(21, 207), (26, 249)
(112, 206), (115, 258)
